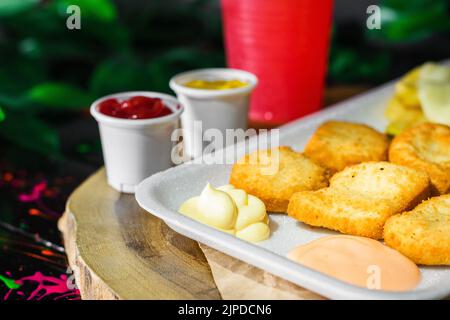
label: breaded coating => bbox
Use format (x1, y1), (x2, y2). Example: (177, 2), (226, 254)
(288, 162), (430, 239)
(389, 123), (450, 195)
(304, 121), (389, 173)
(230, 146), (328, 213)
(384, 195), (450, 265)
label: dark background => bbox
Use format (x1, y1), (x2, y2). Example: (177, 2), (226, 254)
(0, 0), (449, 300)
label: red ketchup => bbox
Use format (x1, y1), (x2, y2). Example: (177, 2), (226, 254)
(98, 96), (173, 119)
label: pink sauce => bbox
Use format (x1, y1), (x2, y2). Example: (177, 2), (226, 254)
(288, 235), (421, 291)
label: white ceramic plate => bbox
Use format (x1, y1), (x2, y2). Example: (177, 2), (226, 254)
(135, 79), (450, 300)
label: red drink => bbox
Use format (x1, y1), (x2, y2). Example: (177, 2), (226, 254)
(221, 0), (333, 125)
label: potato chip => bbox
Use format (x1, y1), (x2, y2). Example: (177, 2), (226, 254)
(418, 63), (450, 126)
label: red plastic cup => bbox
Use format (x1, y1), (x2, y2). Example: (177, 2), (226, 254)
(221, 0), (333, 125)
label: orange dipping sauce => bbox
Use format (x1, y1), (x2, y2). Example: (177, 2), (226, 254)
(288, 235), (420, 291)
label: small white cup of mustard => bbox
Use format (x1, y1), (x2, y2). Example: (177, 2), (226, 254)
(169, 68), (257, 159)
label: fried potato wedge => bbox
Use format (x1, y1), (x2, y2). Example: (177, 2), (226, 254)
(385, 64), (429, 135)
(385, 96), (427, 136)
(384, 195), (450, 265)
(418, 62), (450, 127)
(395, 65), (422, 108)
(288, 162), (430, 239)
(304, 121), (389, 173)
(389, 123), (450, 195)
(230, 146), (329, 213)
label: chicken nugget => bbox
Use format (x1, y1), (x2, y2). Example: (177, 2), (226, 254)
(389, 123), (450, 195)
(384, 195), (450, 265)
(288, 162), (430, 239)
(304, 121), (389, 173)
(230, 146), (328, 213)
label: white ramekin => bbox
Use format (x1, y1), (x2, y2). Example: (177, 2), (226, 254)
(90, 91), (183, 193)
(169, 68), (257, 159)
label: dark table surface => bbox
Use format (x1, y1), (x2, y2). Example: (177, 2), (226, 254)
(0, 113), (102, 300)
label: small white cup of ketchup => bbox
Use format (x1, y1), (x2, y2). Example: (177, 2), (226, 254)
(169, 68), (257, 159)
(90, 91), (183, 193)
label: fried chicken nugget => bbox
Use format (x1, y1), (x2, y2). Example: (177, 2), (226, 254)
(304, 121), (389, 173)
(230, 146), (329, 213)
(389, 123), (450, 195)
(384, 195), (450, 265)
(288, 162), (430, 239)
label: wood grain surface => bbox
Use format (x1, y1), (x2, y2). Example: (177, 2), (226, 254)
(58, 169), (221, 299)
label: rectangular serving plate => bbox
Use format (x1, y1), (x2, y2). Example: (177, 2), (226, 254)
(135, 80), (450, 300)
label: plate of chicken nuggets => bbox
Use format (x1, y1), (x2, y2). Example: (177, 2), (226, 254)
(136, 62), (450, 300)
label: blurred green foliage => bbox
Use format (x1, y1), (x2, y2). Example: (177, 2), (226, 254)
(330, 0), (450, 83)
(328, 46), (390, 83)
(0, 0), (223, 154)
(0, 0), (448, 155)
(367, 0), (450, 43)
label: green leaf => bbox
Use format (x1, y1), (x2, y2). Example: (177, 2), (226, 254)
(0, 106), (5, 122)
(147, 48), (225, 92)
(0, 0), (39, 17)
(368, 0), (450, 43)
(0, 94), (36, 112)
(89, 57), (150, 95)
(0, 112), (59, 154)
(0, 55), (47, 95)
(27, 83), (94, 110)
(54, 0), (116, 22)
(329, 47), (389, 83)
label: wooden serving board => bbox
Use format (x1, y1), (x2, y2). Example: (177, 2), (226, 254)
(58, 169), (321, 300)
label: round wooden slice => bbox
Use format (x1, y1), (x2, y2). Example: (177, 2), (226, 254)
(58, 169), (221, 299)
(58, 169), (321, 300)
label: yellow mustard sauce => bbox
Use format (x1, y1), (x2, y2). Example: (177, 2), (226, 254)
(184, 79), (248, 90)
